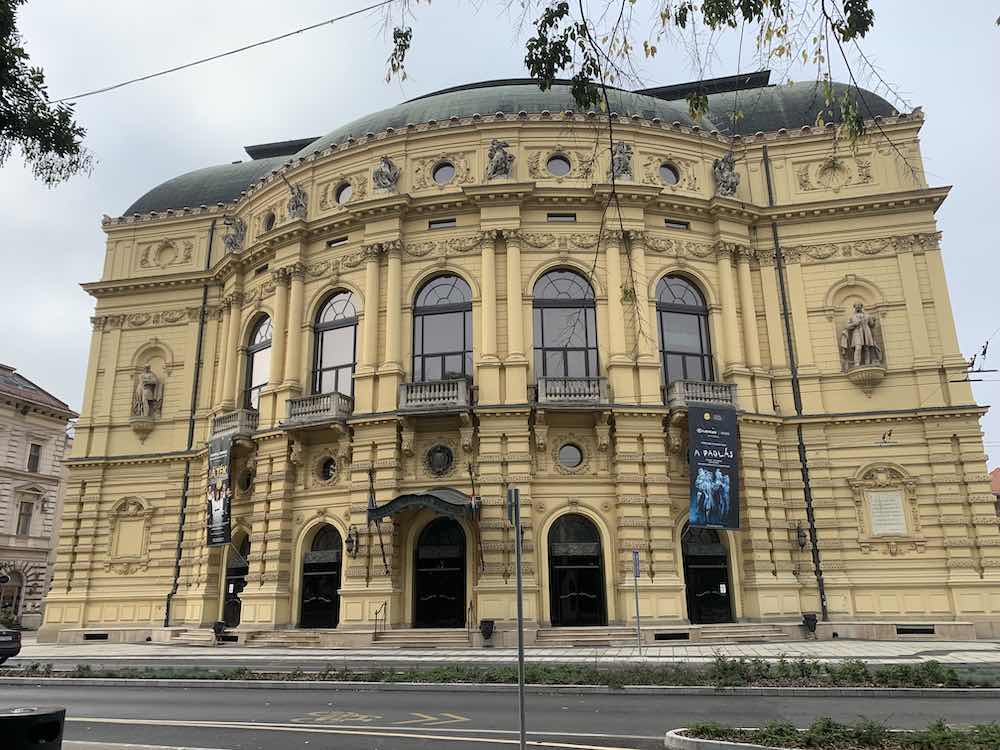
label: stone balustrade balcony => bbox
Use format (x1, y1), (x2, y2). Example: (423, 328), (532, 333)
(666, 379), (737, 411)
(536, 376), (609, 407)
(210, 408), (259, 439)
(398, 378), (472, 414)
(282, 391), (353, 429)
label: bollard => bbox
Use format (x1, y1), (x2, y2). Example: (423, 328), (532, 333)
(1, 706), (66, 750)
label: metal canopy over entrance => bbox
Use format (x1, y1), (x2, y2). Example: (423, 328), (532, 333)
(367, 487), (476, 522)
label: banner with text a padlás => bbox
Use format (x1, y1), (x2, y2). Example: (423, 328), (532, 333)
(688, 405), (740, 530)
(206, 434), (233, 546)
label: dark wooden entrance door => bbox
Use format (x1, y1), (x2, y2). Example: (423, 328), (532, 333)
(413, 518), (466, 628)
(682, 525), (733, 624)
(300, 526), (342, 629)
(223, 535), (250, 628)
(548, 514), (607, 627)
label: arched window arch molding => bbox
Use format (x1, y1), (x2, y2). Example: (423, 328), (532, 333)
(536, 505), (616, 626)
(531, 267), (603, 382)
(305, 281), (365, 326)
(848, 463), (924, 555)
(289, 516), (348, 626)
(239, 307), (276, 346)
(310, 288), (360, 396)
(655, 273), (715, 385)
(403, 265), (480, 306)
(823, 274), (885, 316)
(130, 340), (177, 371)
(411, 273), (475, 382)
(646, 265), (720, 308)
(525, 259), (606, 300)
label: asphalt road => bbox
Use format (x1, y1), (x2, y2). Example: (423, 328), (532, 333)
(2, 683), (998, 750)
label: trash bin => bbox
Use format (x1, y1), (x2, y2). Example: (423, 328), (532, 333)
(1, 706), (65, 750)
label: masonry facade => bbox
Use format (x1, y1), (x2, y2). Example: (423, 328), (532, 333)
(1, 365), (74, 629)
(41, 77), (999, 643)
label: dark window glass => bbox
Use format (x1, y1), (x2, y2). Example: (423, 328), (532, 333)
(320, 458), (337, 481)
(432, 162), (455, 185)
(659, 162), (680, 185)
(244, 316), (273, 410)
(16, 502), (33, 536)
(558, 443), (583, 468)
(335, 183), (352, 204)
(312, 291), (358, 397)
(413, 275), (473, 382)
(547, 155), (572, 176)
(656, 275), (713, 387)
(27, 443), (41, 473)
(532, 269), (598, 380)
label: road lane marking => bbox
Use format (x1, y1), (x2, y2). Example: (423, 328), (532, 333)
(291, 710), (382, 723)
(394, 712), (440, 724)
(66, 717), (649, 749)
(391, 712), (471, 726)
(428, 712), (472, 726)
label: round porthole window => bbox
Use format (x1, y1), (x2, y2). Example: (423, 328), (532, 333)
(432, 161), (456, 185)
(426, 444), (455, 476)
(546, 154), (572, 177)
(335, 182), (353, 204)
(659, 162), (680, 185)
(320, 457), (337, 481)
(262, 211), (276, 232)
(237, 468), (255, 493)
(558, 443), (583, 469)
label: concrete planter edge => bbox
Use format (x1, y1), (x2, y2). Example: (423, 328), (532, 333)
(665, 729), (803, 750)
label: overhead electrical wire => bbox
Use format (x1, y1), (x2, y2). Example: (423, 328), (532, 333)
(53, 0), (396, 104)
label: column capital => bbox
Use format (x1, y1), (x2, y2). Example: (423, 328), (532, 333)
(363, 238), (403, 258)
(222, 291), (245, 307)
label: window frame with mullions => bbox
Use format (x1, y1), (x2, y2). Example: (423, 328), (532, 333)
(243, 316), (273, 411)
(311, 290), (358, 397)
(656, 275), (714, 385)
(411, 275), (473, 382)
(532, 269), (599, 379)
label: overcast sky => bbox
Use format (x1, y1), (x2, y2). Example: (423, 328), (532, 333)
(1, 1), (997, 463)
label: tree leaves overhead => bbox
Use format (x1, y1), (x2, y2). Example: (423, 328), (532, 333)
(1, 0), (91, 185)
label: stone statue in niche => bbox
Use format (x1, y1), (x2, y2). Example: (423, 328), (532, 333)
(372, 156), (401, 191)
(840, 303), (882, 369)
(223, 217), (246, 253)
(712, 151), (740, 197)
(486, 138), (515, 180)
(286, 182), (308, 220)
(609, 141), (633, 180)
(131, 365), (162, 418)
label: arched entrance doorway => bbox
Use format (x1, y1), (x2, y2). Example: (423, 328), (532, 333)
(413, 517), (466, 628)
(300, 525), (342, 628)
(223, 534), (250, 628)
(682, 524), (733, 624)
(548, 514), (607, 627)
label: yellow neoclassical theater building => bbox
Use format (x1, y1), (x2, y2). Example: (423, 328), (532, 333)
(41, 72), (999, 645)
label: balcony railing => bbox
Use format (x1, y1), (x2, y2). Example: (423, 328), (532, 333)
(211, 408), (259, 438)
(666, 379), (737, 411)
(398, 378), (471, 414)
(283, 391), (353, 428)
(536, 376), (609, 406)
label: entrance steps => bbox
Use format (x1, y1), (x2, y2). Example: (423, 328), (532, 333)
(535, 626), (639, 647)
(373, 628), (471, 648)
(168, 628), (226, 646)
(244, 630), (328, 648)
(694, 623), (789, 644)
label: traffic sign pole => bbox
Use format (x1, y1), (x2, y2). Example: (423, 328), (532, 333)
(509, 487), (526, 750)
(632, 548), (642, 654)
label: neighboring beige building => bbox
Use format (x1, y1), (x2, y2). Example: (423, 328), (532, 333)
(41, 73), (998, 645)
(0, 365), (75, 629)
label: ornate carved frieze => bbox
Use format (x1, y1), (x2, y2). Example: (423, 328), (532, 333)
(318, 172), (368, 209)
(412, 152), (474, 190)
(526, 145), (595, 182)
(795, 156), (873, 193)
(640, 154), (700, 191)
(783, 232), (941, 264)
(137, 239), (194, 270)
(404, 234), (486, 258)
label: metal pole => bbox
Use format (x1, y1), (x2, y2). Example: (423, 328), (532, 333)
(632, 548), (642, 654)
(511, 487), (526, 750)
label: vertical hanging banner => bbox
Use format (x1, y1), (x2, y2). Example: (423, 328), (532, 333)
(688, 405), (740, 530)
(206, 434), (233, 546)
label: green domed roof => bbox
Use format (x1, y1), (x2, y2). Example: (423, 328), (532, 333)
(124, 76), (898, 215)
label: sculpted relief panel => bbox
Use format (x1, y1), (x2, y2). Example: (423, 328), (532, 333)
(135, 238), (194, 271)
(794, 156), (874, 193)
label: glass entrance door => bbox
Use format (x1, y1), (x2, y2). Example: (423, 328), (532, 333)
(548, 514), (607, 627)
(682, 525), (733, 624)
(413, 518), (466, 628)
(300, 526), (342, 629)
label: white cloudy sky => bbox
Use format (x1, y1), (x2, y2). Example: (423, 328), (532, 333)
(1, 1), (997, 462)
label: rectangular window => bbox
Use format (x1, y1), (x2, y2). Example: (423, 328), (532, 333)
(429, 218), (457, 230)
(27, 443), (41, 473)
(665, 218), (690, 230)
(253, 264), (269, 276)
(16, 501), (33, 536)
(547, 213), (577, 223)
(326, 236), (348, 247)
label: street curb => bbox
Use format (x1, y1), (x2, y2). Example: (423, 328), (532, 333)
(2, 676), (999, 697)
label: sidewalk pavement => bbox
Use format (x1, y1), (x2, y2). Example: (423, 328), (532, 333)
(11, 634), (1000, 667)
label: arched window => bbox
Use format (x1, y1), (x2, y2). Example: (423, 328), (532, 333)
(412, 275), (473, 381)
(656, 276), (713, 384)
(0, 570), (23, 621)
(312, 291), (358, 396)
(244, 316), (272, 410)
(533, 269), (598, 379)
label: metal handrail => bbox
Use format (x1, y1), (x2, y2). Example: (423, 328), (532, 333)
(466, 599), (475, 643)
(373, 600), (387, 640)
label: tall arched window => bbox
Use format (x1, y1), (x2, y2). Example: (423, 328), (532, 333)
(533, 269), (598, 378)
(412, 275), (473, 381)
(244, 316), (272, 410)
(312, 291), (358, 396)
(656, 275), (713, 384)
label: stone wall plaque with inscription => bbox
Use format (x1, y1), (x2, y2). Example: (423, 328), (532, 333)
(867, 489), (907, 536)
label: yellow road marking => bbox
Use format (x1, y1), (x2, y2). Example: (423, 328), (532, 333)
(67, 716), (645, 750)
(426, 712), (472, 726)
(291, 710), (382, 724)
(394, 711), (440, 725)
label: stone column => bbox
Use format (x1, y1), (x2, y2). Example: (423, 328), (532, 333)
(478, 233), (501, 405)
(717, 244), (744, 369)
(214, 304), (231, 409)
(781, 250), (822, 412)
(378, 242), (404, 411)
(604, 232), (633, 401)
(282, 264), (305, 390)
(354, 248), (382, 414)
(629, 233), (662, 405)
(222, 293), (243, 409)
(921, 234), (974, 404)
(504, 231), (528, 401)
(268, 269), (289, 387)
(736, 248), (767, 413)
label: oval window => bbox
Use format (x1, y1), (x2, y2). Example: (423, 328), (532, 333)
(335, 182), (353, 204)
(426, 444), (455, 476)
(659, 162), (680, 185)
(320, 457), (337, 481)
(547, 155), (572, 177)
(262, 211), (276, 232)
(432, 161), (456, 185)
(558, 443), (583, 469)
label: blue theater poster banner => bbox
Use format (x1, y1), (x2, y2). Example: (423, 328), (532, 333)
(688, 405), (740, 530)
(206, 434), (233, 546)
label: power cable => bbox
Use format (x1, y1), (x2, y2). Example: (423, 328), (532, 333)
(53, 0), (396, 103)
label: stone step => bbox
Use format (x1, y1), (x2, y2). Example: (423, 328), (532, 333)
(373, 629), (470, 647)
